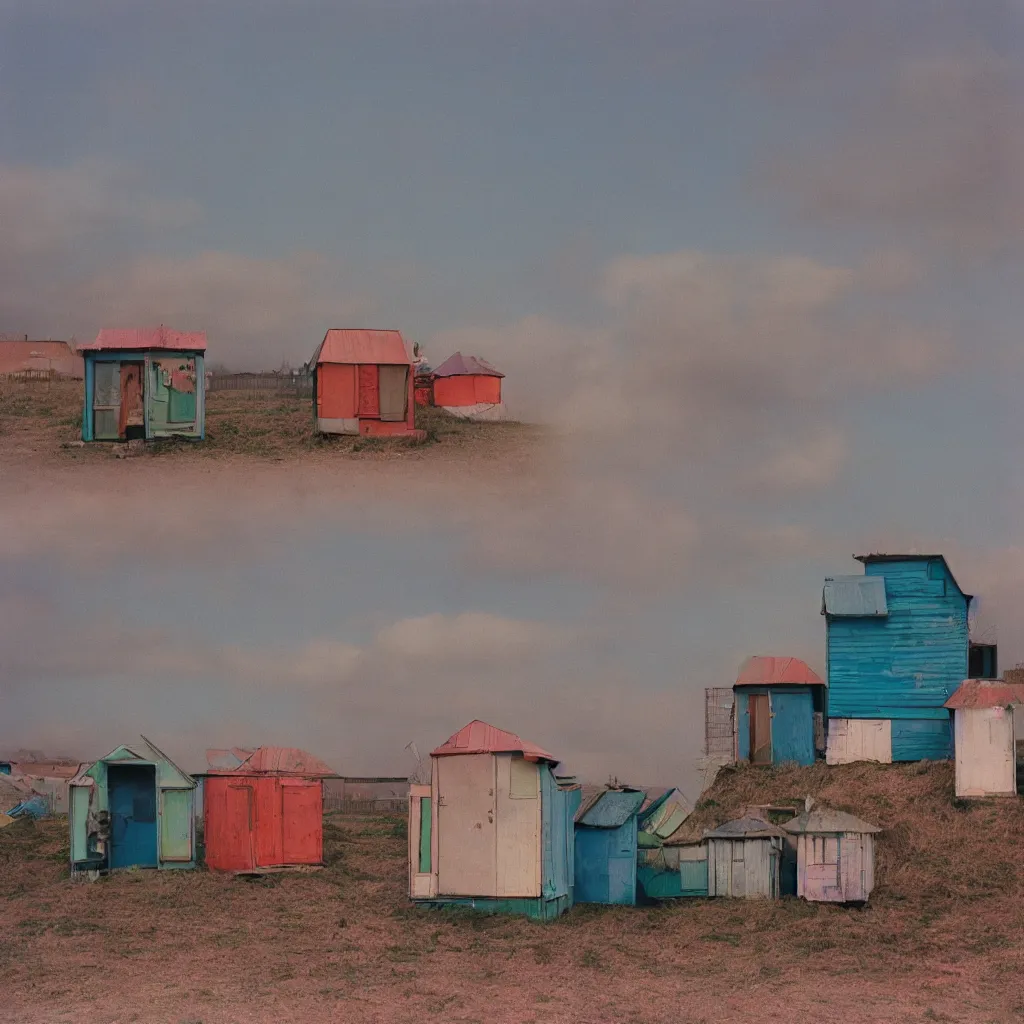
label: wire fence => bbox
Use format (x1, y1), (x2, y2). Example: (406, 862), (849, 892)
(704, 686), (735, 763)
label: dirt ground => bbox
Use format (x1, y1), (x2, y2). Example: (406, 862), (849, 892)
(3, 764), (1024, 1024)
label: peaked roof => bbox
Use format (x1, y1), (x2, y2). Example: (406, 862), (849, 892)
(703, 815), (788, 840)
(79, 327), (207, 352)
(854, 553), (971, 602)
(637, 788), (692, 839)
(735, 656), (824, 688)
(431, 720), (557, 764)
(945, 679), (1024, 710)
(219, 746), (337, 777)
(432, 352), (504, 378)
(575, 787), (645, 827)
(782, 807), (881, 835)
(312, 329), (411, 366)
(71, 736), (194, 788)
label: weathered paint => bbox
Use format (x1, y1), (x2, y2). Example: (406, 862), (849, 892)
(953, 706), (1017, 797)
(824, 556), (968, 762)
(735, 687), (819, 766)
(706, 837), (781, 899)
(826, 718), (893, 765)
(783, 807), (881, 903)
(573, 790), (645, 906)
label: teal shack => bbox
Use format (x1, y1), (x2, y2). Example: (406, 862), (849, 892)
(823, 554), (971, 764)
(80, 327), (206, 442)
(734, 656), (826, 766)
(69, 736), (196, 876)
(573, 787), (645, 905)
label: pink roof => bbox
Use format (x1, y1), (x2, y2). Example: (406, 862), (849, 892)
(0, 340), (83, 377)
(945, 680), (1024, 710)
(79, 327), (207, 352)
(735, 656), (825, 687)
(210, 746), (336, 777)
(314, 329), (411, 366)
(431, 720), (557, 763)
(432, 352), (504, 378)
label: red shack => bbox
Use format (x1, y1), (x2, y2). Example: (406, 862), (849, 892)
(203, 746), (337, 873)
(311, 329), (425, 440)
(431, 352), (508, 421)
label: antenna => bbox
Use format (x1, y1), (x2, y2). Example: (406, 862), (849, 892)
(405, 741), (426, 784)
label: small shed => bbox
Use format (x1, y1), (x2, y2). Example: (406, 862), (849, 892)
(704, 816), (786, 899)
(782, 801), (881, 903)
(311, 329), (425, 439)
(69, 736), (196, 875)
(409, 719), (580, 920)
(573, 787), (645, 905)
(945, 680), (1024, 798)
(431, 352), (508, 421)
(202, 746), (336, 873)
(80, 327), (206, 442)
(734, 656), (826, 767)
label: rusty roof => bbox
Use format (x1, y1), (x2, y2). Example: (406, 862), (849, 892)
(944, 679), (1024, 710)
(79, 327), (207, 352)
(312, 329), (411, 366)
(735, 656), (825, 688)
(210, 746), (337, 777)
(431, 720), (557, 764)
(431, 352), (504, 378)
(0, 340), (83, 377)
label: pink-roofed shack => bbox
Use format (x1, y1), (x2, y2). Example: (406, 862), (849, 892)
(410, 719), (580, 920)
(81, 326), (207, 442)
(311, 328), (425, 440)
(431, 351), (509, 422)
(945, 680), (1024, 798)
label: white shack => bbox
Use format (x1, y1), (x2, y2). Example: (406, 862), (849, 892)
(703, 815), (786, 899)
(944, 679), (1024, 798)
(782, 800), (881, 903)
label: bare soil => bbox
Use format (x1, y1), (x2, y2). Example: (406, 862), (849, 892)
(2, 764), (1022, 1023)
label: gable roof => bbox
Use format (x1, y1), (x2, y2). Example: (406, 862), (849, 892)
(79, 327), (207, 352)
(575, 787), (645, 827)
(312, 329), (411, 366)
(72, 736), (194, 789)
(431, 720), (557, 764)
(854, 553), (971, 602)
(637, 788), (691, 839)
(432, 352), (504, 378)
(782, 807), (881, 835)
(735, 656), (824, 688)
(944, 679), (1024, 710)
(822, 576), (889, 617)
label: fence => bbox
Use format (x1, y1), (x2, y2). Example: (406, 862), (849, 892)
(704, 687), (735, 764)
(208, 372), (312, 397)
(323, 777), (409, 815)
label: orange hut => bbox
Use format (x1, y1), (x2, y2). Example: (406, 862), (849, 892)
(431, 352), (508, 421)
(311, 329), (425, 439)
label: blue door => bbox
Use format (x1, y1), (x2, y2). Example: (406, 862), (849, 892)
(108, 765), (158, 869)
(769, 689), (815, 766)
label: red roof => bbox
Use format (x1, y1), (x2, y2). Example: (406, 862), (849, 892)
(210, 746), (336, 777)
(945, 680), (1024, 710)
(313, 329), (411, 366)
(432, 352), (504, 378)
(735, 656), (825, 687)
(0, 340), (83, 377)
(79, 327), (207, 352)
(431, 720), (557, 763)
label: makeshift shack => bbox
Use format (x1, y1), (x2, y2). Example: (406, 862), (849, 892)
(734, 656), (826, 767)
(704, 816), (786, 899)
(783, 800), (881, 903)
(310, 329), (424, 439)
(945, 679), (1024, 798)
(69, 736), (196, 875)
(573, 787), (645, 905)
(409, 719), (580, 920)
(634, 788), (702, 901)
(430, 352), (508, 421)
(80, 327), (206, 442)
(202, 746), (336, 873)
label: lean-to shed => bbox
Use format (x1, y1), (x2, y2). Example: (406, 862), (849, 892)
(783, 801), (881, 903)
(430, 352), (508, 422)
(733, 656), (826, 767)
(311, 329), (424, 439)
(823, 554), (971, 764)
(573, 787), (645, 905)
(704, 816), (786, 899)
(409, 720), (580, 920)
(80, 327), (206, 442)
(202, 746), (336, 873)
(69, 737), (196, 875)
(945, 680), (1024, 798)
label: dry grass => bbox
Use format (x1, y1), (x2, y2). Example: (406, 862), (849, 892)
(2, 766), (1023, 1023)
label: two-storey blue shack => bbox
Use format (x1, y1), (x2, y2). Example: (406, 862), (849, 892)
(822, 554), (971, 764)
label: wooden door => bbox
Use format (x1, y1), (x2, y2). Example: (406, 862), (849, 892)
(119, 363), (144, 437)
(749, 694), (772, 764)
(280, 780), (323, 866)
(357, 365), (380, 417)
(437, 754), (497, 896)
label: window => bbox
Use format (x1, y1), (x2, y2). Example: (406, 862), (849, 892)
(811, 836), (839, 865)
(509, 758), (539, 799)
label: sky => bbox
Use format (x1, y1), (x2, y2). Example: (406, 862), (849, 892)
(2, 1), (1024, 796)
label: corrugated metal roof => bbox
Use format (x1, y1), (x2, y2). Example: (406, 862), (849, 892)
(0, 340), (83, 377)
(735, 656), (825, 688)
(222, 746), (337, 777)
(822, 575), (888, 617)
(575, 788), (645, 827)
(703, 816), (788, 840)
(431, 720), (557, 764)
(945, 679), (1024, 710)
(637, 788), (692, 839)
(79, 327), (207, 352)
(782, 808), (881, 835)
(855, 553), (971, 602)
(312, 329), (411, 366)
(432, 352), (504, 378)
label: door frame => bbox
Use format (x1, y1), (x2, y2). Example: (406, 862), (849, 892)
(749, 692), (773, 765)
(107, 762), (158, 869)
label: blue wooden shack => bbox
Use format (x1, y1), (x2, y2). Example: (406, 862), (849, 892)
(733, 656), (826, 767)
(822, 554), (971, 764)
(573, 787), (645, 905)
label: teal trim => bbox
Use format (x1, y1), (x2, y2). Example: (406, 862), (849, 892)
(418, 797), (431, 873)
(414, 895), (571, 921)
(82, 357), (94, 441)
